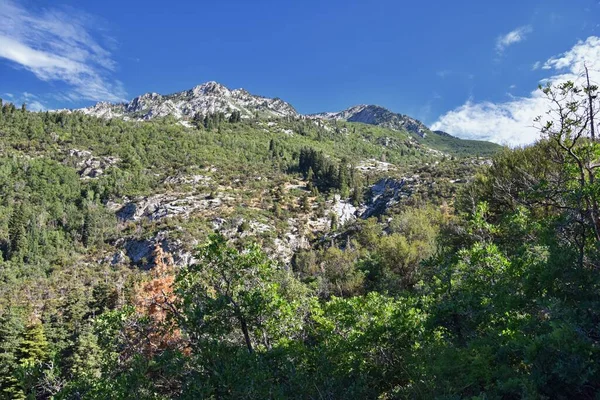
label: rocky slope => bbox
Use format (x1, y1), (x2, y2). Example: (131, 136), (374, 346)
(79, 81), (299, 121)
(311, 104), (431, 138)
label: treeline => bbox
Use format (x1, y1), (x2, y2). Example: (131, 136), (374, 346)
(192, 110), (242, 130)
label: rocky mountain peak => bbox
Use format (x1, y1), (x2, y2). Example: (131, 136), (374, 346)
(190, 81), (231, 97)
(79, 81), (299, 121)
(311, 104), (431, 138)
(77, 83), (444, 140)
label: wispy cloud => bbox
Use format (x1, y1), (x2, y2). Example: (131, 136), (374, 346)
(0, 1), (126, 102)
(432, 36), (600, 146)
(496, 25), (533, 54)
(3, 91), (48, 111)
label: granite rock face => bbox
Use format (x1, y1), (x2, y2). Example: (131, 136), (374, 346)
(79, 81), (299, 121)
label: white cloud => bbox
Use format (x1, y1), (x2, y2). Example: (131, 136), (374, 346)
(0, 1), (125, 102)
(432, 36), (600, 146)
(496, 25), (532, 54)
(3, 91), (48, 112)
(27, 100), (46, 112)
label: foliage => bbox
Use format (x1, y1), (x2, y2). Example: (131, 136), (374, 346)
(1, 76), (599, 399)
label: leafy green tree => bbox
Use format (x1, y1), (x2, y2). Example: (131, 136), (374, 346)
(535, 78), (600, 261)
(175, 234), (306, 353)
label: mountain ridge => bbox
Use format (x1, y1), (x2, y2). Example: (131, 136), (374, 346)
(310, 104), (431, 138)
(78, 81), (299, 121)
(75, 81), (494, 149)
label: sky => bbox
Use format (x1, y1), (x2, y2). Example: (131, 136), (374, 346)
(1, 0), (599, 146)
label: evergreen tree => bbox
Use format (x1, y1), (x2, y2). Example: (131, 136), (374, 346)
(17, 322), (49, 398)
(0, 309), (25, 399)
(82, 210), (92, 248)
(301, 193), (310, 212)
(330, 213), (339, 231)
(228, 110), (241, 123)
(192, 112), (203, 129)
(69, 324), (103, 383)
(338, 158), (350, 198)
(18, 322), (49, 367)
(351, 179), (363, 206)
(307, 167), (314, 182)
(8, 203), (27, 260)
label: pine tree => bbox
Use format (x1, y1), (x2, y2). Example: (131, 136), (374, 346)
(228, 110), (241, 123)
(0, 309), (25, 399)
(18, 322), (48, 367)
(301, 194), (310, 212)
(82, 210), (92, 248)
(307, 167), (314, 182)
(351, 178), (363, 206)
(17, 322), (49, 398)
(338, 158), (350, 197)
(330, 213), (339, 231)
(69, 324), (102, 381)
(8, 203), (27, 260)
(192, 112), (203, 129)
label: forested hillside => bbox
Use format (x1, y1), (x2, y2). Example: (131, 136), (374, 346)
(0, 79), (599, 399)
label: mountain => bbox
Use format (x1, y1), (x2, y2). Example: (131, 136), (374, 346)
(311, 105), (502, 156)
(79, 81), (299, 121)
(76, 82), (501, 156)
(311, 104), (430, 138)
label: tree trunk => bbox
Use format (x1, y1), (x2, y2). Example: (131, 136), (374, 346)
(238, 314), (253, 353)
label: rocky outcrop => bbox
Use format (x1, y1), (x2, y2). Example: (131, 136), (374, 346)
(79, 81), (299, 121)
(116, 193), (223, 222)
(361, 178), (407, 219)
(110, 231), (196, 269)
(67, 149), (120, 178)
(331, 195), (358, 224)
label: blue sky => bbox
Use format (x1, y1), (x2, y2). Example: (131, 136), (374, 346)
(1, 0), (599, 145)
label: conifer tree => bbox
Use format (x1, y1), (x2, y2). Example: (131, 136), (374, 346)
(330, 213), (339, 231)
(0, 309), (25, 399)
(18, 322), (48, 367)
(82, 210), (92, 248)
(8, 203), (27, 260)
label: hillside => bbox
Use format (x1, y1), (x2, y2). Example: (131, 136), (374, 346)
(1, 79), (599, 399)
(312, 104), (501, 156)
